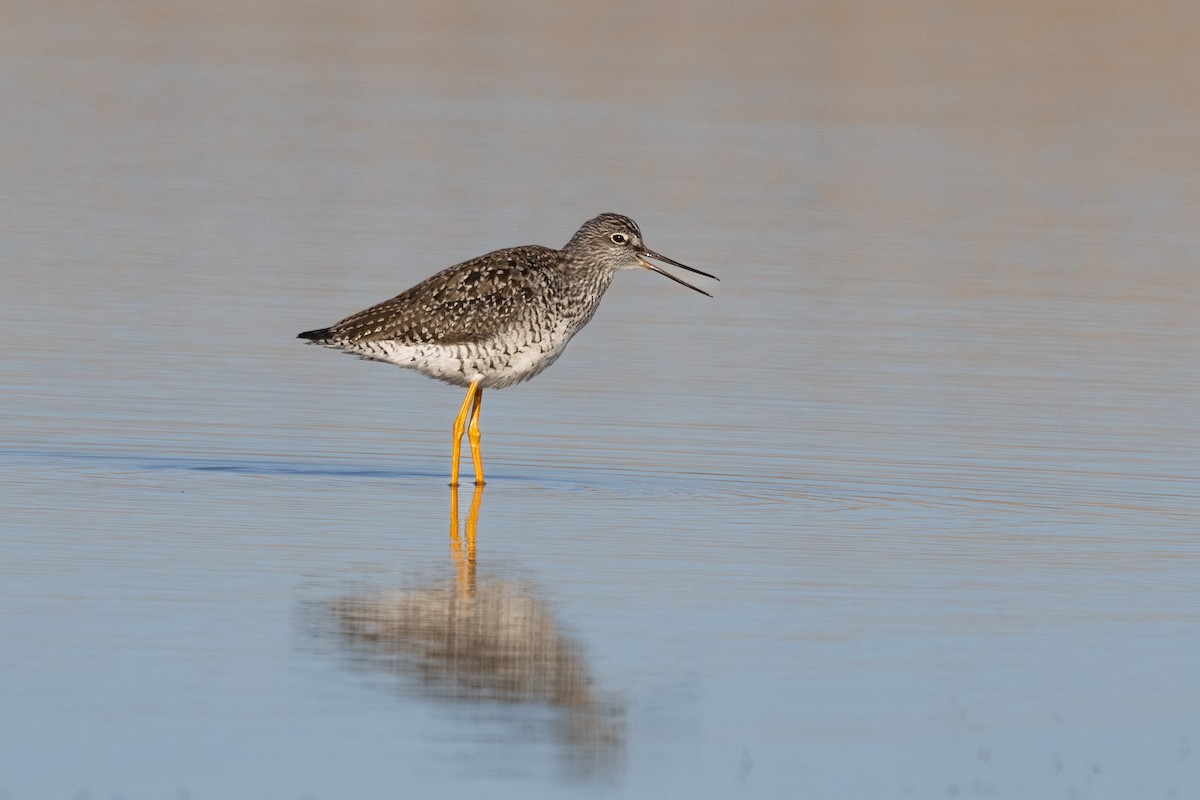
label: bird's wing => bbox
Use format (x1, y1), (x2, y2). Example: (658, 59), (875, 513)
(323, 246), (560, 346)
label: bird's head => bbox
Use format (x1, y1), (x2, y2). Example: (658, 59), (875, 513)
(564, 213), (718, 297)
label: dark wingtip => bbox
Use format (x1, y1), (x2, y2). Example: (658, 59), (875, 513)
(297, 328), (330, 341)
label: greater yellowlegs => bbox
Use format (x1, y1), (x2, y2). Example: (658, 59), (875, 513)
(298, 213), (717, 486)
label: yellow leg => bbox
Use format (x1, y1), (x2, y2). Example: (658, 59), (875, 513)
(466, 387), (485, 486)
(450, 381), (480, 487)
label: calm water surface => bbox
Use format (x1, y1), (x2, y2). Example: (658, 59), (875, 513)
(2, 2), (1198, 798)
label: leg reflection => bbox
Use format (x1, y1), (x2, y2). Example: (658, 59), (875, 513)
(449, 484), (483, 597)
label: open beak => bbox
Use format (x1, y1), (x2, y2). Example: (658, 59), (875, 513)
(636, 249), (720, 298)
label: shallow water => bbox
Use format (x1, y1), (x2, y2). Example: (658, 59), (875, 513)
(2, 2), (1198, 798)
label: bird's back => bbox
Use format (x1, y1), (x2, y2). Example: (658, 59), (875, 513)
(299, 245), (566, 347)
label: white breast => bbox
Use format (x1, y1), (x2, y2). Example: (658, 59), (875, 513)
(337, 318), (580, 389)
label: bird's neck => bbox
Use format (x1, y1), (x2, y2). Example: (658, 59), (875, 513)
(563, 265), (616, 331)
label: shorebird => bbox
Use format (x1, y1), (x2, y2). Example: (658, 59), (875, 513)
(298, 213), (717, 485)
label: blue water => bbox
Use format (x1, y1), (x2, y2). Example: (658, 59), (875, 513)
(2, 2), (1198, 798)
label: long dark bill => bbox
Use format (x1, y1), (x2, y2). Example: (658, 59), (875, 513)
(638, 249), (720, 298)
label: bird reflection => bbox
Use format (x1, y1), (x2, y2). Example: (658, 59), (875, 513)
(333, 486), (623, 780)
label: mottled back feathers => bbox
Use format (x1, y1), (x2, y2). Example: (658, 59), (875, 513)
(299, 245), (566, 348)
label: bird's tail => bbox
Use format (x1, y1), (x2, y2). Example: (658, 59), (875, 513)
(297, 328), (333, 343)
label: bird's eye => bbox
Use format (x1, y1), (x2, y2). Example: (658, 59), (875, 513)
(610, 233), (628, 244)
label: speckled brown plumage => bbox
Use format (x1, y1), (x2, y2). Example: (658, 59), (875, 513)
(299, 244), (598, 389)
(307, 245), (565, 349)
